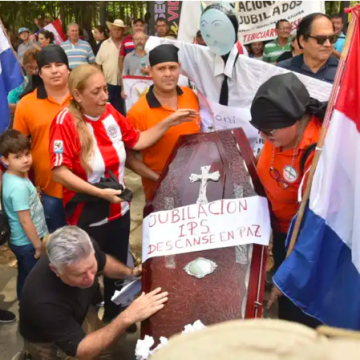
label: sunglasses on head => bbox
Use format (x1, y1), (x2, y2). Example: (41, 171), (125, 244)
(308, 34), (338, 45)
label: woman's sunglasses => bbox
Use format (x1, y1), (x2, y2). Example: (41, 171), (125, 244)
(252, 124), (277, 137)
(308, 34), (338, 45)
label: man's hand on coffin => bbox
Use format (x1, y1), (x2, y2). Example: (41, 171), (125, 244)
(122, 287), (169, 323)
(132, 264), (142, 276)
(267, 285), (283, 309)
(163, 109), (199, 127)
(99, 188), (124, 204)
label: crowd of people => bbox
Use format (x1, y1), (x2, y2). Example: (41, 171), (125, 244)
(0, 7), (349, 360)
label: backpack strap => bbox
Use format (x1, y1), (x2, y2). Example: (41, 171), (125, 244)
(300, 143), (317, 174)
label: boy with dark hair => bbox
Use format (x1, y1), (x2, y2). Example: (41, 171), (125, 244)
(0, 130), (48, 299)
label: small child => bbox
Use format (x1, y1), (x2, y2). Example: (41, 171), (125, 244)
(0, 130), (48, 300)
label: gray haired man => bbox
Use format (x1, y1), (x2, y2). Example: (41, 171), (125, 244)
(18, 226), (168, 360)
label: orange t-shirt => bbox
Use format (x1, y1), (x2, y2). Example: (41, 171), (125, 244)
(13, 87), (71, 198)
(127, 86), (200, 199)
(257, 116), (321, 233)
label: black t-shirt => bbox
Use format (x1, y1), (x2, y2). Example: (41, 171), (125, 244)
(19, 241), (106, 357)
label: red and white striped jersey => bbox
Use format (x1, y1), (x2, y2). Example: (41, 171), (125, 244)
(50, 104), (140, 226)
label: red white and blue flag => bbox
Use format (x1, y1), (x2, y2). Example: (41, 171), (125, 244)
(274, 7), (360, 330)
(0, 26), (23, 132)
(37, 19), (66, 45)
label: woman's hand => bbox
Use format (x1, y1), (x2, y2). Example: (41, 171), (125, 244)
(132, 109), (199, 151)
(99, 188), (124, 204)
(163, 109), (199, 128)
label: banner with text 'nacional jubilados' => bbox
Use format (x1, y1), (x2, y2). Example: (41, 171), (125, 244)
(177, 1), (325, 44)
(237, 1), (325, 44)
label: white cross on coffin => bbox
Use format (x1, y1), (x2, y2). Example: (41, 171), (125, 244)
(189, 165), (221, 204)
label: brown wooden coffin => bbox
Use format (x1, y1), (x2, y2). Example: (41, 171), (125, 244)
(141, 128), (268, 340)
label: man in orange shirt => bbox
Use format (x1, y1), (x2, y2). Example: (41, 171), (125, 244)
(127, 44), (200, 200)
(14, 45), (71, 232)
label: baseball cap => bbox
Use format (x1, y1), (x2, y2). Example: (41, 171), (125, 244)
(18, 27), (30, 34)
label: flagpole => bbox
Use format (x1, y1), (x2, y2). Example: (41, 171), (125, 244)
(285, 6), (360, 258)
(0, 17), (27, 82)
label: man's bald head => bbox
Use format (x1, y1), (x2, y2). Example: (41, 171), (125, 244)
(133, 31), (147, 50)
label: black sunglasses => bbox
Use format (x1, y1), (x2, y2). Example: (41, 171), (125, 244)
(308, 34), (338, 45)
(252, 124), (276, 137)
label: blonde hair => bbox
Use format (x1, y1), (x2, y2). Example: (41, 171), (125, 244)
(68, 64), (102, 174)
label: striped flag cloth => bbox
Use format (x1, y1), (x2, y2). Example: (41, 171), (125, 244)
(0, 26), (23, 133)
(37, 19), (66, 45)
(274, 8), (360, 330)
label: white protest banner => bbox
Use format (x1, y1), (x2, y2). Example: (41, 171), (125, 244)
(145, 36), (333, 107)
(176, 1), (325, 45)
(235, 55), (333, 107)
(123, 75), (153, 113)
(142, 196), (271, 262)
(237, 1), (325, 44)
(198, 91), (264, 156)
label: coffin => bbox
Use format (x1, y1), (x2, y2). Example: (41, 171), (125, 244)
(141, 128), (268, 340)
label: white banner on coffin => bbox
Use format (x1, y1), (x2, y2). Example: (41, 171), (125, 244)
(237, 1), (325, 44)
(142, 196), (271, 262)
(198, 91), (264, 156)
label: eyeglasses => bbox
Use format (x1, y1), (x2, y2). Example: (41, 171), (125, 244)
(252, 124), (277, 137)
(269, 167), (289, 190)
(308, 34), (338, 45)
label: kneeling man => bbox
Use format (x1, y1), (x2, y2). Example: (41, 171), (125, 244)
(19, 226), (168, 360)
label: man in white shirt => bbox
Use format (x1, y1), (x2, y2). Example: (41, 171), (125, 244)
(96, 19), (126, 115)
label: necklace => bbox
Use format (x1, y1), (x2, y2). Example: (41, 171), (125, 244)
(269, 128), (303, 190)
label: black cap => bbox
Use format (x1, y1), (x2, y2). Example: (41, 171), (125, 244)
(37, 44), (69, 71)
(149, 44), (179, 67)
(250, 73), (310, 130)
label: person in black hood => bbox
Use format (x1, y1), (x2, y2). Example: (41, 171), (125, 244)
(252, 72), (325, 329)
(20, 44), (69, 99)
(13, 45), (71, 234)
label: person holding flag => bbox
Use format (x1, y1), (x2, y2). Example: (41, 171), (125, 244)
(251, 72), (325, 328)
(271, 5), (360, 331)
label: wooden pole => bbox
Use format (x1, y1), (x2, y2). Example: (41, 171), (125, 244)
(0, 17), (27, 83)
(285, 8), (359, 257)
(317, 325), (360, 340)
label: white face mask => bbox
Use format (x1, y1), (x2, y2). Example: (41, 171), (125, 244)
(200, 8), (236, 56)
